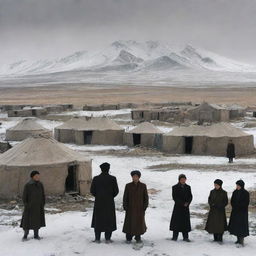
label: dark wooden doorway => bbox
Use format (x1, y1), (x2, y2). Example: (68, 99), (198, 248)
(133, 133), (141, 146)
(84, 131), (93, 144)
(32, 109), (36, 116)
(65, 165), (78, 193)
(184, 136), (193, 154)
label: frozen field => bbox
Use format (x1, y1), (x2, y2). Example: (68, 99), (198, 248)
(0, 148), (256, 256)
(0, 113), (256, 256)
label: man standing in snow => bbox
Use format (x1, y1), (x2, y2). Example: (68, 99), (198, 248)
(205, 179), (228, 243)
(123, 170), (149, 244)
(20, 170), (46, 241)
(226, 139), (235, 163)
(90, 162), (119, 244)
(228, 180), (250, 246)
(170, 174), (193, 242)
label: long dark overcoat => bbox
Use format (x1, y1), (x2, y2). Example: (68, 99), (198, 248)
(122, 181), (149, 236)
(20, 180), (46, 230)
(205, 189), (228, 234)
(170, 183), (193, 232)
(226, 143), (235, 158)
(228, 189), (250, 237)
(91, 173), (119, 232)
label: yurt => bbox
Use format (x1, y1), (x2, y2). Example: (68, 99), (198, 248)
(74, 117), (124, 145)
(0, 135), (92, 198)
(124, 122), (163, 148)
(5, 118), (52, 141)
(187, 102), (229, 123)
(54, 118), (87, 143)
(55, 117), (124, 145)
(162, 123), (254, 156)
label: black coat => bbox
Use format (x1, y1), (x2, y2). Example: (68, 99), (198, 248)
(228, 189), (250, 237)
(20, 180), (46, 230)
(226, 143), (235, 158)
(170, 183), (193, 232)
(205, 189), (228, 234)
(90, 173), (119, 232)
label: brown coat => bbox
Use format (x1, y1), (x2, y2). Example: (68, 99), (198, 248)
(122, 181), (149, 235)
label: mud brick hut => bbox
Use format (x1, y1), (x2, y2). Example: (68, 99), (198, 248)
(226, 104), (246, 119)
(162, 123), (254, 156)
(83, 104), (120, 111)
(0, 135), (92, 198)
(5, 118), (52, 141)
(8, 107), (47, 117)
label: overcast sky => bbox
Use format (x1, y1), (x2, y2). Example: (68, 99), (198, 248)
(0, 0), (256, 65)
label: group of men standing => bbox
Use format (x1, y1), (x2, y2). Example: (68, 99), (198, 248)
(20, 163), (250, 247)
(205, 179), (250, 246)
(90, 162), (148, 244)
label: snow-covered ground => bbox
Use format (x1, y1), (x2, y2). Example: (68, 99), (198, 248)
(1, 114), (256, 255)
(0, 112), (8, 118)
(55, 109), (132, 118)
(123, 124), (173, 133)
(0, 152), (256, 256)
(67, 144), (129, 152)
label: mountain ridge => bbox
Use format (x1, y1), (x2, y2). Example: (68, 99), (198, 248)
(0, 40), (255, 76)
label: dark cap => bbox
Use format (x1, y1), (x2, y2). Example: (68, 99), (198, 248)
(100, 162), (110, 172)
(30, 170), (40, 178)
(214, 179), (223, 186)
(178, 174), (187, 181)
(131, 170), (141, 178)
(236, 179), (245, 188)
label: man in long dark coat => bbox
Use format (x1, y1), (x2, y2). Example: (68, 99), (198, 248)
(205, 179), (228, 243)
(170, 174), (193, 242)
(228, 180), (250, 246)
(90, 162), (119, 243)
(226, 139), (235, 163)
(20, 170), (46, 241)
(123, 170), (149, 243)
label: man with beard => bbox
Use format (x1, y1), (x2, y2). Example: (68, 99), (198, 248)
(20, 170), (45, 241)
(205, 179), (228, 243)
(123, 170), (149, 244)
(228, 180), (250, 246)
(170, 174), (193, 242)
(90, 162), (119, 244)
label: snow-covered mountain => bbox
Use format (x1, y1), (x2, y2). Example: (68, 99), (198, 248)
(0, 40), (255, 76)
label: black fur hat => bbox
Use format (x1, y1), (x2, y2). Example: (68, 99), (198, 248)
(131, 170), (141, 178)
(30, 170), (40, 178)
(100, 162), (110, 172)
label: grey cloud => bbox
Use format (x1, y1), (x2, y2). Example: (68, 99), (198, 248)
(0, 0), (256, 65)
